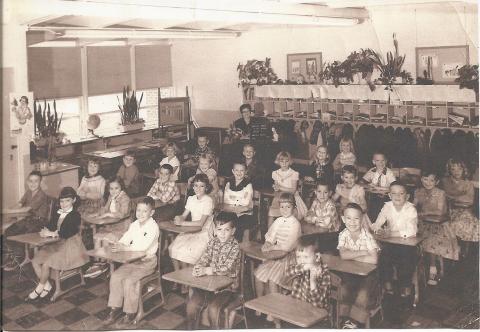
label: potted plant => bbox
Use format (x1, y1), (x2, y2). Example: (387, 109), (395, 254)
(455, 64), (479, 101)
(322, 61), (346, 87)
(345, 49), (376, 91)
(366, 34), (413, 91)
(117, 86), (145, 132)
(33, 99), (63, 168)
(237, 58), (279, 99)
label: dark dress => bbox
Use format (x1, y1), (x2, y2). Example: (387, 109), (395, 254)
(33, 210), (89, 270)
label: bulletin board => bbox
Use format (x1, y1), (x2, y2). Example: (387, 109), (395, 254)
(415, 45), (469, 84)
(287, 52), (322, 84)
(158, 97), (189, 125)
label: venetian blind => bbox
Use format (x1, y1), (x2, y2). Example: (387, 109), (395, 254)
(27, 47), (82, 99)
(135, 45), (172, 89)
(87, 46), (131, 96)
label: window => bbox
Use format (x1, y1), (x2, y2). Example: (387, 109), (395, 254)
(43, 97), (81, 139)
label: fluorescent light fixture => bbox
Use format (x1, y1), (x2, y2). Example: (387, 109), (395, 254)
(47, 28), (240, 40)
(320, 0), (478, 8)
(28, 40), (79, 47)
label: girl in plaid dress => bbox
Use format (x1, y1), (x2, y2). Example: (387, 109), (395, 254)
(77, 158), (105, 214)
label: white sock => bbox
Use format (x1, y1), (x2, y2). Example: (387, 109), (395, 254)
(29, 283), (44, 298)
(44, 281), (52, 291)
(429, 266), (437, 276)
(35, 283), (45, 293)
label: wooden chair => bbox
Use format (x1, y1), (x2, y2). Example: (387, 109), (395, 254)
(50, 267), (86, 302)
(135, 237), (165, 322)
(329, 271), (342, 328)
(223, 251), (248, 329)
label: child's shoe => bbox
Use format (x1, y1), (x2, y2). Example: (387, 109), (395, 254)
(104, 307), (122, 325)
(400, 286), (412, 298)
(85, 262), (109, 278)
(114, 313), (137, 329)
(342, 319), (359, 329)
(384, 282), (394, 295)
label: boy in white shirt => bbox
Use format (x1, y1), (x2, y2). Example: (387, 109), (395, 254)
(371, 181), (418, 298)
(104, 197), (159, 328)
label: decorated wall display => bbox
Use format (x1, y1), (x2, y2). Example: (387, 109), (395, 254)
(9, 92), (34, 135)
(415, 45), (469, 84)
(158, 97), (189, 125)
(287, 52), (322, 84)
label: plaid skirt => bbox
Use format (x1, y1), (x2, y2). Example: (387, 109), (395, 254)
(254, 251), (295, 285)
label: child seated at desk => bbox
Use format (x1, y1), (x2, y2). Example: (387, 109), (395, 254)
(414, 168), (459, 285)
(186, 212), (240, 329)
(223, 160), (254, 241)
(116, 150), (140, 197)
(188, 153), (220, 205)
(77, 158), (105, 214)
(27, 187), (88, 302)
(169, 174), (214, 275)
(338, 203), (380, 329)
(333, 165), (369, 229)
(189, 134), (217, 170)
(159, 142), (181, 182)
(285, 235), (331, 310)
(242, 143), (265, 189)
(361, 151), (396, 221)
(255, 193), (301, 324)
(4, 171), (50, 266)
(147, 164), (180, 221)
(104, 196), (159, 328)
(304, 180), (340, 232)
(371, 181), (418, 298)
(84, 176), (131, 279)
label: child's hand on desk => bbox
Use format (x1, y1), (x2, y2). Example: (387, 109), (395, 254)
(110, 242), (127, 252)
(39, 228), (58, 238)
(304, 176), (314, 183)
(272, 183), (280, 192)
(193, 266), (213, 276)
(261, 242), (274, 252)
(374, 227), (390, 238)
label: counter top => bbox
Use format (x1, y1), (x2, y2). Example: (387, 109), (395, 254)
(83, 139), (166, 159)
(36, 162), (80, 176)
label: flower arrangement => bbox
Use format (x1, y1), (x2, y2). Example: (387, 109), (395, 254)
(455, 64), (479, 101)
(322, 61), (347, 87)
(117, 86), (144, 126)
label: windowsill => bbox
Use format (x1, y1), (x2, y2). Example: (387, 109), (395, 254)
(58, 123), (182, 147)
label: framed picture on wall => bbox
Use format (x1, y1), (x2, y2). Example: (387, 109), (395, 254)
(287, 52), (322, 83)
(415, 45), (469, 84)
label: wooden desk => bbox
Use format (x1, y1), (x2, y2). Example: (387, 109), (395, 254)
(244, 293), (328, 328)
(374, 235), (424, 247)
(220, 204), (253, 215)
(162, 267), (233, 293)
(419, 215), (449, 224)
(240, 241), (287, 262)
(7, 233), (60, 267)
(240, 241), (288, 297)
(2, 207), (31, 234)
(82, 215), (129, 235)
(374, 234), (424, 306)
(158, 221), (202, 234)
(322, 254), (377, 276)
(301, 223), (330, 235)
(86, 247), (145, 272)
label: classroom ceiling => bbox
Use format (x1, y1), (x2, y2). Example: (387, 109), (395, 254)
(19, 0), (475, 46)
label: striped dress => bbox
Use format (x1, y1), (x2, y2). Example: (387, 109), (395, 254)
(255, 215), (302, 285)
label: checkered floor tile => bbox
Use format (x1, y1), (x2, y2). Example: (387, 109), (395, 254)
(2, 252), (478, 330)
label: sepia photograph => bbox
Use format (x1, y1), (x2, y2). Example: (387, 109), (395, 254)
(1, 0), (479, 331)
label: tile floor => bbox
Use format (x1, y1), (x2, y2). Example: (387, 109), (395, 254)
(2, 251), (479, 330)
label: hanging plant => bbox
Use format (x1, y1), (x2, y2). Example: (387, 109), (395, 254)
(455, 64), (479, 101)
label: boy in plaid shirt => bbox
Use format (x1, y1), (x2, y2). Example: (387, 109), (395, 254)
(147, 164), (180, 221)
(285, 235), (331, 309)
(186, 212), (240, 329)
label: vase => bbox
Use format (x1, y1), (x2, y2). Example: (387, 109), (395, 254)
(118, 122), (145, 133)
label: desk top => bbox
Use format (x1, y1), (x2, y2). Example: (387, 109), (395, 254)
(86, 247), (146, 264)
(83, 141), (162, 159)
(301, 223), (330, 235)
(162, 267), (233, 292)
(420, 214), (449, 223)
(322, 254), (377, 276)
(362, 184), (389, 195)
(240, 241), (288, 262)
(158, 221), (202, 234)
(220, 204), (253, 215)
(244, 293), (328, 328)
(82, 215), (128, 226)
(7, 232), (60, 246)
(257, 187), (275, 197)
(2, 206), (31, 215)
(375, 235), (424, 246)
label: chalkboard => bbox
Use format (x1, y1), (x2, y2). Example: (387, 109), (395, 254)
(250, 117), (271, 141)
(158, 97), (189, 125)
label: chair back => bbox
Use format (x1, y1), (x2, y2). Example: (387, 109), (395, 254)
(329, 271), (342, 328)
(399, 167), (421, 187)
